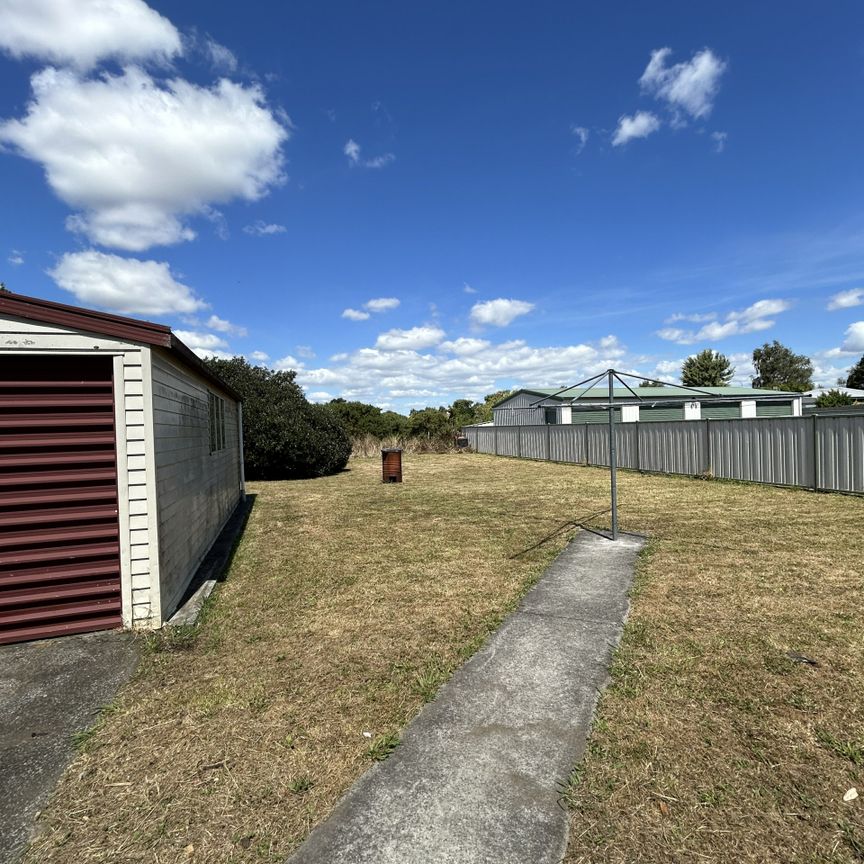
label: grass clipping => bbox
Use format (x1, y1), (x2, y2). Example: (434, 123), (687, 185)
(22, 455), (864, 863)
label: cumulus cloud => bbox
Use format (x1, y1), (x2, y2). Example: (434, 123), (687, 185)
(8, 250), (24, 266)
(375, 326), (446, 351)
(469, 298), (535, 327)
(0, 67), (289, 251)
(657, 299), (790, 345)
(249, 350), (269, 363)
(343, 138), (394, 169)
(0, 0), (181, 70)
(364, 297), (400, 312)
(640, 47), (727, 120)
(827, 288), (864, 311)
(243, 220), (287, 236)
(206, 314), (247, 336)
(49, 250), (205, 316)
(841, 321), (864, 353)
(342, 308), (370, 321)
(440, 338), (491, 355)
(612, 111), (661, 146)
(173, 330), (229, 353)
(571, 125), (589, 154)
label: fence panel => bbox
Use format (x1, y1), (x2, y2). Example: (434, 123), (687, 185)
(463, 414), (864, 495)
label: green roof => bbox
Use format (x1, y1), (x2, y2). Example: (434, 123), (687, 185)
(497, 385), (798, 406)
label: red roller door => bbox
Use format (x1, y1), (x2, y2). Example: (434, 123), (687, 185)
(0, 355), (122, 644)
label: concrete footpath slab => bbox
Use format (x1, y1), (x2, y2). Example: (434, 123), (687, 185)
(287, 529), (645, 864)
(0, 631), (140, 864)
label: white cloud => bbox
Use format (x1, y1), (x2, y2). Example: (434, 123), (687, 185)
(463, 283), (477, 294)
(440, 338), (491, 356)
(8, 250), (24, 266)
(666, 311), (717, 324)
(206, 314), (247, 336)
(572, 125), (589, 154)
(365, 153), (395, 169)
(274, 354), (303, 371)
(0, 67), (289, 251)
(469, 298), (535, 327)
(657, 299), (791, 344)
(344, 139), (361, 164)
(343, 138), (394, 169)
(0, 0), (181, 70)
(249, 350), (269, 363)
(342, 308), (370, 321)
(639, 47), (727, 120)
(827, 288), (864, 311)
(612, 111), (661, 146)
(841, 322), (864, 353)
(243, 220), (287, 236)
(49, 250), (205, 316)
(375, 326), (446, 350)
(202, 38), (237, 73)
(364, 297), (400, 312)
(295, 345), (316, 359)
(711, 131), (728, 153)
(173, 330), (228, 352)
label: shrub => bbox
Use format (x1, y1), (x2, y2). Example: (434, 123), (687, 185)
(815, 389), (856, 408)
(203, 357), (351, 480)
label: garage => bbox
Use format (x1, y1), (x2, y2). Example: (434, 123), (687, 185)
(0, 291), (244, 644)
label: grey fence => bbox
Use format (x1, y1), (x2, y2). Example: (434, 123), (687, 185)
(463, 414), (864, 494)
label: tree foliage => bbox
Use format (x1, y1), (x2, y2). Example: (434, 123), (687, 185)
(846, 355), (864, 390)
(815, 389), (856, 408)
(203, 357), (351, 480)
(326, 399), (408, 439)
(751, 341), (813, 392)
(681, 349), (734, 387)
(638, 379), (666, 388)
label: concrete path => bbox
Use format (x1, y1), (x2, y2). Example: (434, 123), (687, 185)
(0, 631), (140, 864)
(287, 529), (645, 864)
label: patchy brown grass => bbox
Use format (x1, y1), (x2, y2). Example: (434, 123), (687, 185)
(22, 455), (863, 863)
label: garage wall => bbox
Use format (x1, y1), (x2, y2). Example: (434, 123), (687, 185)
(151, 349), (242, 619)
(0, 313), (158, 628)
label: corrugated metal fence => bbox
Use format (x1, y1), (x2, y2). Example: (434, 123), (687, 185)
(463, 414), (864, 494)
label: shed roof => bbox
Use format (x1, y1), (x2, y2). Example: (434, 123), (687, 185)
(0, 290), (240, 400)
(496, 385), (799, 407)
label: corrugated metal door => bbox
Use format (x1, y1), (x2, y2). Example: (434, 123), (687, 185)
(0, 355), (122, 644)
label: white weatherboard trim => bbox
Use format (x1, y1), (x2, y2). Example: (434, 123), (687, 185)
(140, 345), (163, 627)
(740, 399), (756, 418)
(684, 401), (702, 421)
(113, 354), (134, 628)
(621, 404), (639, 423)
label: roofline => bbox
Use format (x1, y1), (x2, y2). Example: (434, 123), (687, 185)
(0, 290), (241, 401)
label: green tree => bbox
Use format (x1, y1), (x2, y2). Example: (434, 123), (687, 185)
(474, 390), (514, 423)
(751, 341), (814, 391)
(203, 357), (351, 480)
(326, 399), (408, 438)
(681, 349), (734, 387)
(407, 406), (453, 440)
(815, 389), (856, 408)
(638, 379), (666, 388)
(846, 355), (864, 390)
(448, 398), (482, 428)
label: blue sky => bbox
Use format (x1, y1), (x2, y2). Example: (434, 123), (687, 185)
(1, 0), (863, 410)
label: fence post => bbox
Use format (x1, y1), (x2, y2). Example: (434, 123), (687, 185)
(705, 418), (711, 474)
(812, 413), (819, 491)
(635, 421), (641, 472)
(546, 423), (551, 460)
(583, 423), (589, 466)
(517, 425), (522, 458)
(494, 425), (499, 456)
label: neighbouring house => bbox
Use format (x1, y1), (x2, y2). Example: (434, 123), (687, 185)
(492, 386), (804, 426)
(0, 291), (244, 645)
(802, 387), (864, 414)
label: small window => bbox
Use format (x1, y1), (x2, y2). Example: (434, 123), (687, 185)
(209, 391), (226, 452)
(544, 406), (557, 425)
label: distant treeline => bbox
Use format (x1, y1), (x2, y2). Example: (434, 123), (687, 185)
(325, 391), (512, 450)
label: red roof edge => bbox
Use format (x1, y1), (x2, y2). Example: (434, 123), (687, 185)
(0, 290), (240, 402)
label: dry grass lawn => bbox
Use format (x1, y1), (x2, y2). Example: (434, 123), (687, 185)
(21, 454), (864, 864)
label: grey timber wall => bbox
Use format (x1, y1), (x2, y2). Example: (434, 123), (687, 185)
(151, 350), (243, 618)
(464, 414), (864, 494)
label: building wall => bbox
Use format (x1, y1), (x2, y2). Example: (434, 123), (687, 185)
(0, 313), (156, 627)
(493, 392), (552, 425)
(151, 349), (242, 619)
